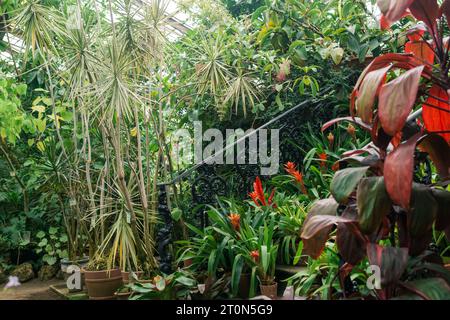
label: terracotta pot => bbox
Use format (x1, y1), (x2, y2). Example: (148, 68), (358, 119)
(445, 264), (450, 272)
(84, 269), (123, 300)
(260, 282), (278, 300)
(115, 291), (132, 300)
(121, 271), (144, 284)
(238, 273), (251, 299)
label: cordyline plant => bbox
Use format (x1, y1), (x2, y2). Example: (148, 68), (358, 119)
(301, 0), (450, 300)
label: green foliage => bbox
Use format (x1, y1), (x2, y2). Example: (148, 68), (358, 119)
(35, 227), (68, 266)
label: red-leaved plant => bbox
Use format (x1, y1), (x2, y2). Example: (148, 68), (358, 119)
(301, 0), (450, 300)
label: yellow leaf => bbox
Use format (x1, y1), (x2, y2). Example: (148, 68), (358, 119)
(130, 127), (137, 137)
(32, 105), (46, 113)
(37, 141), (45, 152)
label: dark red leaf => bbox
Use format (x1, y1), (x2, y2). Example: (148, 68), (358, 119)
(378, 66), (424, 136)
(408, 184), (438, 237)
(337, 207), (367, 265)
(321, 117), (372, 133)
(409, 231), (433, 256)
(417, 134), (450, 179)
(377, 0), (414, 27)
(301, 198), (339, 259)
(355, 65), (391, 123)
(367, 243), (409, 287)
(409, 0), (440, 31)
(441, 0), (450, 28)
(384, 133), (422, 210)
(421, 85), (450, 144)
(404, 41), (435, 67)
(432, 188), (450, 231)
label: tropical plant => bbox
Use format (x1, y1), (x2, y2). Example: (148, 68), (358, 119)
(129, 271), (197, 300)
(35, 227), (68, 266)
(301, 0), (450, 300)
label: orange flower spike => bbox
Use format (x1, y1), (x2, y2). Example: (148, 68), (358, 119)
(332, 162), (340, 172)
(268, 188), (277, 208)
(284, 162), (297, 175)
(250, 250), (260, 262)
(248, 191), (260, 207)
(253, 176), (267, 206)
(318, 152), (328, 170)
(347, 124), (356, 139)
(327, 132), (334, 148)
(228, 213), (241, 231)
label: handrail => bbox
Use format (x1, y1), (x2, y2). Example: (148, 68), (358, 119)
(158, 99), (316, 186)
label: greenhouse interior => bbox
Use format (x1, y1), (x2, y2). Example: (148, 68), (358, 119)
(0, 0), (450, 304)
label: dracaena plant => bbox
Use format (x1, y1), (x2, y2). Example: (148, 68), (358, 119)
(301, 0), (450, 300)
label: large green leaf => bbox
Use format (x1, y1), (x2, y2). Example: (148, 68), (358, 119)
(231, 254), (244, 296)
(331, 166), (370, 204)
(401, 278), (450, 300)
(357, 177), (392, 234)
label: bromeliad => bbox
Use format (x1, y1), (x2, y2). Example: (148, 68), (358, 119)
(248, 176), (276, 208)
(284, 162), (308, 195)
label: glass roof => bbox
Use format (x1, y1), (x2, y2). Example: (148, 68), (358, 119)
(1, 0), (194, 60)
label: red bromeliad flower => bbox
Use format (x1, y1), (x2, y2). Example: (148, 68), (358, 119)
(250, 250), (260, 262)
(284, 161), (297, 175)
(331, 161), (340, 172)
(318, 152), (327, 170)
(284, 162), (308, 195)
(248, 177), (277, 208)
(228, 213), (241, 231)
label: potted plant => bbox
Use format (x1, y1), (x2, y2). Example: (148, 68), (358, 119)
(83, 256), (123, 300)
(256, 243), (279, 299)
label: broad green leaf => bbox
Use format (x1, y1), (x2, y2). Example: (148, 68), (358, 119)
(171, 208), (182, 222)
(401, 278), (450, 300)
(331, 166), (369, 204)
(357, 177), (392, 234)
(36, 231), (45, 238)
(231, 254), (244, 296)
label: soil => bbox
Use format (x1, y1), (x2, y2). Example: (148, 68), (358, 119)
(0, 278), (64, 300)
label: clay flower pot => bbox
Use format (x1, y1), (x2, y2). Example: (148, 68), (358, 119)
(84, 268), (123, 300)
(260, 282), (278, 300)
(115, 290), (132, 300)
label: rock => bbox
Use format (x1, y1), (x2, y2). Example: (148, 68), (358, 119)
(11, 263), (35, 282)
(38, 264), (58, 281)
